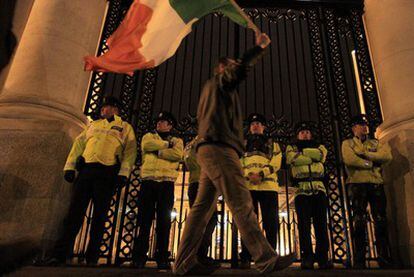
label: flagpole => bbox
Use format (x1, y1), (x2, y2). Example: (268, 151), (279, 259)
(229, 0), (260, 33)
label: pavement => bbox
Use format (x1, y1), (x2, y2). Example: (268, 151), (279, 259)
(6, 262), (414, 277)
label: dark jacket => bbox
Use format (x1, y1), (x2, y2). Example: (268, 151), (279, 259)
(197, 46), (265, 156)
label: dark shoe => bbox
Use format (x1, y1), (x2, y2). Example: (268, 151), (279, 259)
(86, 261), (98, 267)
(272, 252), (296, 271)
(239, 258), (251, 269)
(0, 240), (40, 274)
(34, 257), (65, 266)
(377, 256), (393, 269)
(132, 259), (146, 269)
(318, 261), (334, 270)
(199, 256), (220, 269)
(157, 260), (171, 270)
(185, 257), (221, 275)
(301, 260), (314, 270)
(353, 261), (366, 269)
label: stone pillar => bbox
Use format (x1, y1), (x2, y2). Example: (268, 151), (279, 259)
(0, 0), (36, 89)
(0, 0), (107, 249)
(365, 0), (414, 267)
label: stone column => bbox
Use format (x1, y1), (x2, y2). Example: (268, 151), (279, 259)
(0, 0), (36, 89)
(0, 0), (107, 249)
(365, 0), (414, 267)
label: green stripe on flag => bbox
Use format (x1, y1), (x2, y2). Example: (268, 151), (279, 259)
(219, 4), (249, 27)
(169, 0), (248, 27)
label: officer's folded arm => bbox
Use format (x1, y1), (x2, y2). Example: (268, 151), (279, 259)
(342, 143), (373, 169)
(158, 139), (183, 162)
(364, 145), (392, 164)
(302, 148), (323, 162)
(290, 153), (313, 166)
(141, 134), (169, 152)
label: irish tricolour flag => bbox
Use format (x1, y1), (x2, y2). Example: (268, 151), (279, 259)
(84, 0), (249, 75)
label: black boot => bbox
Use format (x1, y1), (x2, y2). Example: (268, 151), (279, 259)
(155, 251), (171, 270)
(239, 258), (251, 269)
(157, 259), (171, 270)
(132, 255), (147, 269)
(318, 260), (334, 270)
(301, 258), (314, 270)
(198, 256), (220, 269)
(377, 256), (393, 269)
(353, 260), (366, 269)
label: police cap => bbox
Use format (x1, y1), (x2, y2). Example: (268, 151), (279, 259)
(101, 96), (120, 108)
(350, 114), (369, 126)
(247, 113), (267, 126)
(295, 121), (316, 134)
(156, 111), (177, 127)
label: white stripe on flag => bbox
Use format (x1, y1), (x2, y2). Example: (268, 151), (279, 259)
(140, 0), (198, 65)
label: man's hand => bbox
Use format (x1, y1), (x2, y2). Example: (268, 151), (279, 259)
(64, 170), (75, 183)
(255, 32), (271, 49)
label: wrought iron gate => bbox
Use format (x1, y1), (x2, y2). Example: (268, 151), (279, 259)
(77, 0), (382, 268)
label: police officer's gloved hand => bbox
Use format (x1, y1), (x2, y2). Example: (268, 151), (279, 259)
(168, 140), (175, 148)
(64, 170), (76, 183)
(117, 175), (128, 188)
(373, 161), (382, 168)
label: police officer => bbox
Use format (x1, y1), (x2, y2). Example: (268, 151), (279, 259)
(239, 113), (282, 269)
(286, 121), (331, 270)
(342, 115), (393, 269)
(132, 112), (183, 269)
(184, 136), (217, 265)
(45, 96), (137, 265)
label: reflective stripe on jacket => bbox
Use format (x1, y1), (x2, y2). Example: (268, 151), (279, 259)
(241, 142), (282, 192)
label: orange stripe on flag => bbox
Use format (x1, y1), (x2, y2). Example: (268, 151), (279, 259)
(84, 2), (155, 76)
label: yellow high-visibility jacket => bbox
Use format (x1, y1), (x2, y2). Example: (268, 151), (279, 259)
(286, 144), (328, 196)
(342, 137), (392, 184)
(241, 142), (282, 192)
(183, 137), (201, 184)
(64, 115), (137, 177)
(140, 132), (183, 182)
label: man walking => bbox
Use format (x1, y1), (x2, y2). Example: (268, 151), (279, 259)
(173, 31), (295, 275)
(184, 136), (217, 264)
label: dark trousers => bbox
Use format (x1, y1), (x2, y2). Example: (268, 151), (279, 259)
(132, 180), (175, 262)
(347, 183), (390, 264)
(295, 191), (329, 265)
(52, 164), (118, 263)
(240, 191), (279, 261)
(187, 182), (217, 258)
